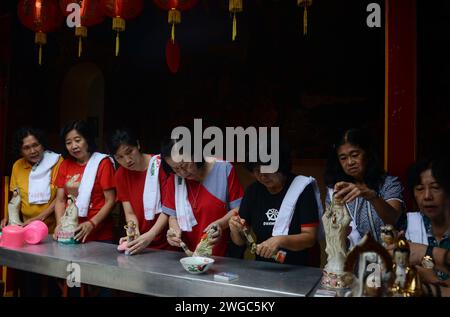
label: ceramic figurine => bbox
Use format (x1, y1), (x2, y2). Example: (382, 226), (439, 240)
(124, 220), (137, 243)
(380, 225), (396, 248)
(390, 236), (422, 297)
(8, 189), (23, 226)
(57, 195), (79, 244)
(322, 194), (352, 289)
(193, 224), (218, 257)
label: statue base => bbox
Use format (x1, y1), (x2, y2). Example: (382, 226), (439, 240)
(57, 231), (78, 244)
(321, 270), (353, 290)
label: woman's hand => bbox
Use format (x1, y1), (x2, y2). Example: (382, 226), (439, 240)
(415, 266), (441, 284)
(74, 221), (95, 243)
(228, 214), (245, 235)
(256, 236), (282, 259)
(0, 218), (8, 229)
(167, 227), (182, 247)
(22, 214), (47, 226)
(126, 233), (154, 255)
(204, 222), (222, 246)
(334, 181), (377, 203)
(52, 223), (61, 240)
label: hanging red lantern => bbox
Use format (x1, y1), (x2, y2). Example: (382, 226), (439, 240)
(17, 0), (64, 65)
(60, 0), (104, 57)
(154, 0), (197, 73)
(101, 0), (144, 56)
(297, 0), (312, 36)
(229, 0), (243, 41)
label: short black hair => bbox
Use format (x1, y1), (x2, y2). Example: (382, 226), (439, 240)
(60, 120), (97, 158)
(324, 128), (386, 192)
(245, 138), (292, 175)
(160, 133), (205, 175)
(407, 158), (435, 195)
(13, 126), (48, 156)
(107, 128), (139, 155)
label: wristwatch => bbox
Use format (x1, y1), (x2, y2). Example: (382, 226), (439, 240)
(421, 245), (435, 269)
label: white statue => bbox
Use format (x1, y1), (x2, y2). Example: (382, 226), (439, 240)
(8, 189), (23, 226)
(57, 195), (79, 244)
(322, 195), (352, 289)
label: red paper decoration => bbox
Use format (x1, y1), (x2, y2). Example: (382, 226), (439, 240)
(60, 0), (105, 57)
(17, 0), (64, 65)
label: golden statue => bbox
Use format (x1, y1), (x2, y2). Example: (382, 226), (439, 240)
(390, 236), (422, 297)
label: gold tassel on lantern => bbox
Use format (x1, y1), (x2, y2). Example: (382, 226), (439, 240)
(75, 26), (88, 58)
(229, 0), (243, 41)
(297, 0), (312, 36)
(112, 17), (126, 56)
(35, 31), (47, 66)
(168, 8), (181, 43)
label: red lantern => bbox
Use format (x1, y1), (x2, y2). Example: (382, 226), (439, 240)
(17, 0), (64, 65)
(60, 0), (104, 57)
(154, 0), (197, 73)
(101, 0), (144, 56)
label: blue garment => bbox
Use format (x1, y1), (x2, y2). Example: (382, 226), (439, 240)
(326, 175), (404, 242)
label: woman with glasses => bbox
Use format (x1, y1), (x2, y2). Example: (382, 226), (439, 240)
(161, 135), (244, 257)
(1, 127), (63, 232)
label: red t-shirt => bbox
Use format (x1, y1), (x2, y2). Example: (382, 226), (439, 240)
(162, 161), (244, 256)
(115, 155), (171, 250)
(55, 157), (115, 242)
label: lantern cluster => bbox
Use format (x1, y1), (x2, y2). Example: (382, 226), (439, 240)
(16, 1), (312, 69)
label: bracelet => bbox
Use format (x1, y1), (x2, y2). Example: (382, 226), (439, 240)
(88, 219), (97, 229)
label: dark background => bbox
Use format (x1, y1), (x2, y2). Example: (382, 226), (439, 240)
(1, 0), (386, 170)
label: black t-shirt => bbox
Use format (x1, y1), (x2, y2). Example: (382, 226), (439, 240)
(237, 174), (319, 265)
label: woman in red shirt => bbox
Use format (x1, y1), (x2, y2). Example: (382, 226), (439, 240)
(54, 120), (116, 243)
(109, 129), (171, 255)
(161, 136), (244, 257)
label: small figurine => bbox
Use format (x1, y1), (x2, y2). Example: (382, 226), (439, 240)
(124, 220), (137, 243)
(322, 194), (353, 289)
(56, 195), (79, 244)
(390, 236), (422, 297)
(193, 224), (218, 257)
(380, 225), (396, 248)
(8, 189), (23, 226)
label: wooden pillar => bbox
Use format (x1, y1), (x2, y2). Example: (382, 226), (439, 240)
(385, 0), (417, 184)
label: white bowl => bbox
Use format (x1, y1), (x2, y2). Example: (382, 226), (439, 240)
(180, 256), (215, 274)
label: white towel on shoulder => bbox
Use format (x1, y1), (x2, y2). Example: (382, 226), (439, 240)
(174, 176), (197, 232)
(143, 154), (162, 220)
(273, 176), (324, 236)
(76, 152), (111, 217)
(406, 212), (428, 245)
(28, 151), (61, 204)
